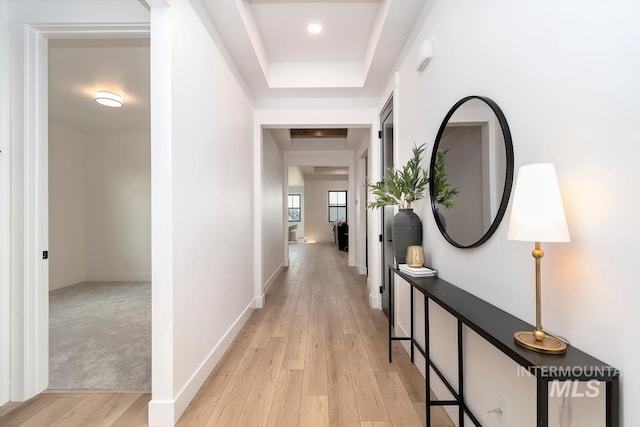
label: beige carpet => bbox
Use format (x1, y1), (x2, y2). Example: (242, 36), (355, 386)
(49, 281), (151, 390)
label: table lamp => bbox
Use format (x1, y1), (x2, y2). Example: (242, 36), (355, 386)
(507, 163), (570, 354)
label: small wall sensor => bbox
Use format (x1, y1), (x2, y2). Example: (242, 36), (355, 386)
(416, 39), (434, 72)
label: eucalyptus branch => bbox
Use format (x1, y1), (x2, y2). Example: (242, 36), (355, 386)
(366, 143), (429, 210)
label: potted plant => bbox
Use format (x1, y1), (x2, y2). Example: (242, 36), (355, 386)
(432, 149), (459, 228)
(366, 143), (429, 264)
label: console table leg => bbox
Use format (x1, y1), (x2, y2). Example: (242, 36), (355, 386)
(410, 286), (415, 363)
(388, 266), (393, 363)
(606, 379), (620, 427)
(537, 377), (548, 427)
(458, 320), (464, 426)
(425, 294), (430, 427)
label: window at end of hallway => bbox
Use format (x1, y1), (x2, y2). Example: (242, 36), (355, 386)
(288, 194), (301, 222)
(328, 190), (347, 222)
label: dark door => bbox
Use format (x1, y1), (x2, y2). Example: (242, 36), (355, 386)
(380, 97), (394, 318)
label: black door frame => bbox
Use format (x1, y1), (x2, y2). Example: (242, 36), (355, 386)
(380, 96), (394, 318)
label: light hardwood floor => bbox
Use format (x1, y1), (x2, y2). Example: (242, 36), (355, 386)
(0, 242), (454, 426)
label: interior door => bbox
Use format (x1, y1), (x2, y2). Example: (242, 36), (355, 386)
(380, 97), (394, 318)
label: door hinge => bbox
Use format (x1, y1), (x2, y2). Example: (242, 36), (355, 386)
(378, 130), (382, 139)
(379, 234), (383, 242)
(379, 286), (383, 293)
(43, 250), (48, 260)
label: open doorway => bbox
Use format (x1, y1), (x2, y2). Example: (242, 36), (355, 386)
(47, 38), (151, 390)
(287, 166), (349, 246)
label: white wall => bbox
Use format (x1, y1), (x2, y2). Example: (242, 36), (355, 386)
(149, 1), (255, 424)
(389, 0), (640, 425)
(0, 0), (11, 407)
(304, 176), (348, 243)
(288, 185), (304, 239)
(49, 123), (86, 289)
(85, 131), (151, 281)
(48, 126), (151, 288)
(261, 129), (284, 289)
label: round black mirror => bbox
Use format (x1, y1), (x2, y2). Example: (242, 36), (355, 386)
(429, 96), (514, 248)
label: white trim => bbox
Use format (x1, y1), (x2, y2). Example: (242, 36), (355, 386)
(253, 123), (263, 315)
(263, 263), (283, 295)
(50, 274), (154, 290)
(0, 0), (12, 406)
(369, 293), (382, 310)
(84, 273), (152, 282)
(9, 21), (152, 403)
(49, 274), (86, 290)
(148, 4), (173, 425)
(10, 23), (49, 401)
(149, 300), (254, 426)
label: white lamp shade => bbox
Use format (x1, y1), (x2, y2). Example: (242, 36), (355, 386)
(507, 163), (570, 242)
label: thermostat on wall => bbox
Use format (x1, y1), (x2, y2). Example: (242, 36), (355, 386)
(417, 39), (434, 71)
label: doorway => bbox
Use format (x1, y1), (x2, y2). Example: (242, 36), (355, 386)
(380, 96), (394, 318)
(47, 37), (151, 390)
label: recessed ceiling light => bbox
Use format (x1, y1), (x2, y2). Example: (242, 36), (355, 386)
(307, 23), (322, 34)
(95, 91), (124, 108)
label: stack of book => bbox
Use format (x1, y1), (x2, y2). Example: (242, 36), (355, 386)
(398, 264), (437, 277)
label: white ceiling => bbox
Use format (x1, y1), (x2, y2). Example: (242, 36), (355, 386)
(201, 0), (426, 97)
(47, 0), (425, 149)
(48, 38), (150, 133)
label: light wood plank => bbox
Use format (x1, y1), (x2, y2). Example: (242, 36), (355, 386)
(0, 394), (59, 426)
(112, 393), (150, 426)
(299, 395), (329, 427)
(338, 299), (360, 335)
(272, 295), (299, 337)
(83, 394), (140, 427)
(266, 369), (304, 427)
(249, 305), (285, 348)
(327, 349), (360, 427)
(324, 299), (346, 351)
(281, 313), (309, 370)
(360, 422), (393, 427)
(204, 347), (265, 426)
(236, 337), (288, 426)
(176, 395), (219, 427)
(50, 393), (116, 427)
(20, 395), (83, 427)
(302, 293), (328, 395)
(375, 371), (423, 427)
(344, 334), (389, 422)
(0, 402), (21, 418)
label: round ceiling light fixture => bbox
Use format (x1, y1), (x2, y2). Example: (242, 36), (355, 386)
(307, 23), (322, 34)
(94, 91), (124, 108)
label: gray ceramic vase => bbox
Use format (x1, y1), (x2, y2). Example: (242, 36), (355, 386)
(392, 209), (422, 265)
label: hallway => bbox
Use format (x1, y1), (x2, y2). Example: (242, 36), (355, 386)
(178, 242), (453, 426)
(0, 242), (454, 426)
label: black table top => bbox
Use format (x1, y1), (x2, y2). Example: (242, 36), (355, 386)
(392, 267), (619, 381)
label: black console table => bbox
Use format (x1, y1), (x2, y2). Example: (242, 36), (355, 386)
(388, 266), (620, 427)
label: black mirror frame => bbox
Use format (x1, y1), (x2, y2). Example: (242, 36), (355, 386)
(429, 95), (514, 249)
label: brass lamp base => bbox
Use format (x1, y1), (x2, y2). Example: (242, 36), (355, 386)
(514, 331), (567, 354)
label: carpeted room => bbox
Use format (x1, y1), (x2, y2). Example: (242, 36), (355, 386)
(48, 38), (151, 391)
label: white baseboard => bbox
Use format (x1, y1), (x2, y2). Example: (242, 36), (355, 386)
(85, 273), (152, 282)
(396, 322), (412, 359)
(367, 278), (382, 309)
(49, 274), (85, 290)
(254, 294), (265, 308)
(148, 300), (255, 427)
(358, 265), (367, 275)
(263, 263), (283, 294)
(369, 292), (382, 309)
